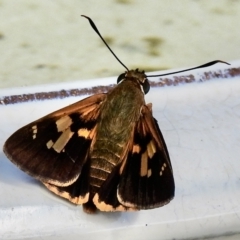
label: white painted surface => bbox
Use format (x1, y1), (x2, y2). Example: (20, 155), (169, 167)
(0, 61), (240, 239)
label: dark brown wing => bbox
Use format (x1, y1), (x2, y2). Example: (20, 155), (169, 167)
(3, 93), (106, 187)
(117, 104), (175, 209)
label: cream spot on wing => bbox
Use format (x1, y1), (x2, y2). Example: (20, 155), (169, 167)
(159, 163), (167, 176)
(140, 151), (148, 177)
(147, 140), (156, 159)
(32, 125), (37, 139)
(132, 144), (141, 154)
(52, 128), (74, 153)
(147, 169), (152, 177)
(43, 182), (89, 204)
(56, 115), (72, 132)
(78, 128), (91, 138)
(46, 140), (54, 149)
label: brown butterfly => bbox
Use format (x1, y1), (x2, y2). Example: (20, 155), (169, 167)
(3, 16), (229, 213)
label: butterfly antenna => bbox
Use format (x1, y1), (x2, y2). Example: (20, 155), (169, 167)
(147, 60), (230, 77)
(81, 15), (129, 71)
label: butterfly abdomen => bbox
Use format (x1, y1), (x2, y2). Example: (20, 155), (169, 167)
(89, 140), (123, 193)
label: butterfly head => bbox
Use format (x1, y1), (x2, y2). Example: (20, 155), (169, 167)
(117, 69), (150, 94)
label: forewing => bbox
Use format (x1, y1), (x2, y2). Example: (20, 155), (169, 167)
(3, 93), (106, 186)
(117, 104), (175, 209)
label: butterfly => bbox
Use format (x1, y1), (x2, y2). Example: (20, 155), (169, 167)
(3, 15), (228, 213)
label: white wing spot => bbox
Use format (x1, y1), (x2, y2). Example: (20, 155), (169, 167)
(147, 169), (152, 177)
(52, 128), (74, 153)
(46, 140), (54, 149)
(56, 115), (72, 132)
(147, 140), (156, 159)
(132, 144), (141, 154)
(78, 128), (90, 138)
(159, 163), (167, 176)
(32, 125), (37, 139)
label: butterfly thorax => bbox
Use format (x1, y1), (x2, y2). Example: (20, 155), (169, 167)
(89, 78), (145, 194)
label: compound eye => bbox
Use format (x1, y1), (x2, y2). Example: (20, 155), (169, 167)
(142, 78), (150, 94)
(117, 73), (126, 84)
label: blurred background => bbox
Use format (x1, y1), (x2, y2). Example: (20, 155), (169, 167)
(0, 0), (239, 88)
